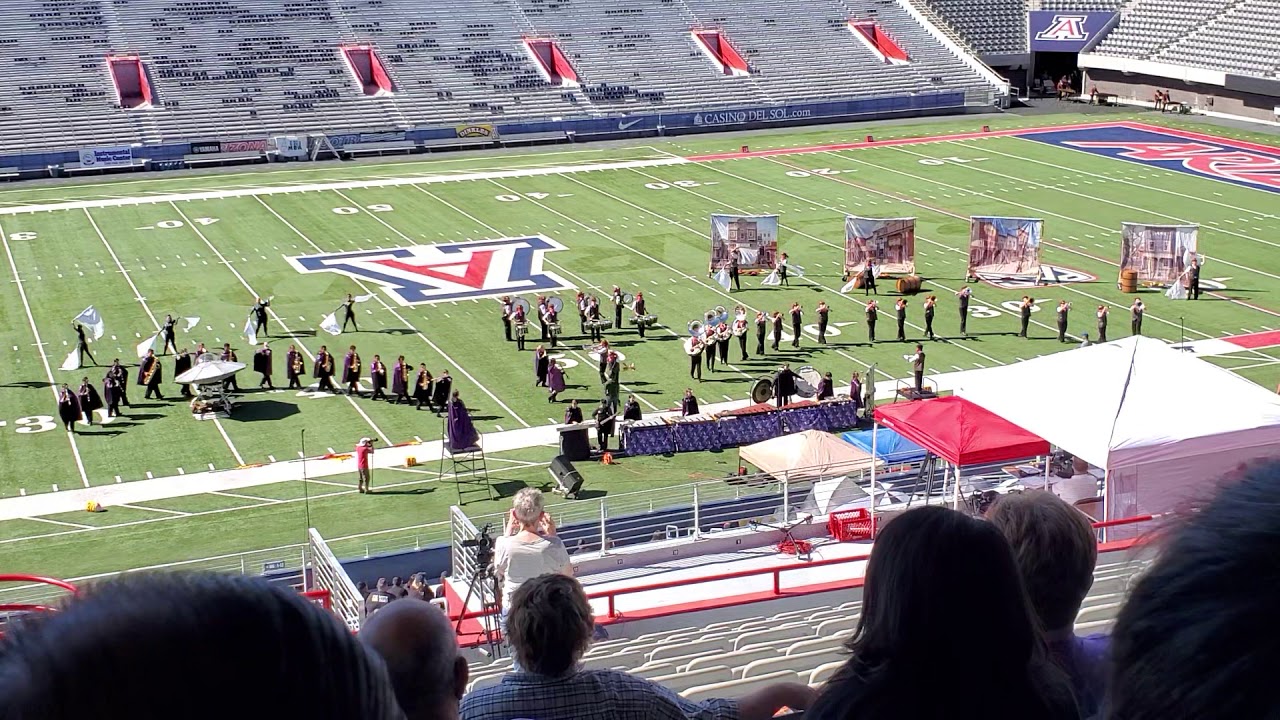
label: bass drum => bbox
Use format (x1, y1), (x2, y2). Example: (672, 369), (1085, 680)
(795, 365), (821, 398)
(750, 376), (774, 404)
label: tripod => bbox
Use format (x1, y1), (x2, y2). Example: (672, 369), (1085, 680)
(751, 517), (813, 561)
(454, 563), (503, 658)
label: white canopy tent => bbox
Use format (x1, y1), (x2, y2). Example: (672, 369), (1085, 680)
(739, 429), (880, 483)
(953, 336), (1280, 528)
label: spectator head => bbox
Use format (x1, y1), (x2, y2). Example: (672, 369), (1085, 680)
(360, 600), (467, 720)
(376, 577), (388, 592)
(357, 581), (369, 597)
(1109, 464), (1280, 720)
(0, 573), (402, 720)
(507, 574), (593, 676)
(988, 491), (1097, 632)
(392, 576), (403, 588)
(512, 487), (545, 528)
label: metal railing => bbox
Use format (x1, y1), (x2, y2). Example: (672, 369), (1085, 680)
(323, 520), (454, 560)
(306, 528), (363, 631)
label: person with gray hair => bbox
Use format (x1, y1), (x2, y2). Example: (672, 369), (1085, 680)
(361, 600), (469, 720)
(494, 487), (572, 633)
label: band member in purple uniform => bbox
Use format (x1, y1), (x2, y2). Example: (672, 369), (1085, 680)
(77, 377), (102, 426)
(57, 384), (81, 433)
(253, 342), (273, 389)
(138, 349), (163, 400)
(369, 355), (388, 401)
(286, 344), (304, 390)
(343, 345), (362, 396)
(430, 370), (452, 415)
(533, 345), (549, 387)
(108, 358), (130, 407)
(313, 345), (337, 393)
(220, 343), (239, 392)
(681, 388), (700, 416)
(174, 348), (194, 398)
(816, 301), (830, 344)
(103, 370), (122, 418)
(413, 364), (434, 410)
(817, 371), (834, 401)
(547, 358), (566, 403)
(391, 356), (409, 404)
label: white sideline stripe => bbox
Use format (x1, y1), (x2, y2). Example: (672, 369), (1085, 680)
(0, 220), (91, 488)
(117, 503), (189, 516)
(25, 516), (94, 530)
(0, 158), (688, 216)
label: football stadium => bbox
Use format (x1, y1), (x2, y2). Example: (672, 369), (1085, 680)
(1, 0), (1279, 716)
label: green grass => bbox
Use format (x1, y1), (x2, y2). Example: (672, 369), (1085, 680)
(1, 109), (1278, 581)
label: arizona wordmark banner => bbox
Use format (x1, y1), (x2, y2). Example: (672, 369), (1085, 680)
(1120, 223), (1198, 285)
(968, 217), (1042, 279)
(844, 216), (915, 275)
(710, 214), (779, 272)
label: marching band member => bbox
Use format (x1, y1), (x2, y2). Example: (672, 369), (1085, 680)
(865, 300), (879, 343)
(252, 297), (271, 338)
(564, 398), (583, 424)
(817, 371), (834, 401)
(895, 299), (908, 342)
(369, 354), (388, 401)
(850, 371), (863, 415)
(956, 286), (972, 335)
(861, 258), (878, 296)
(685, 334), (703, 381)
(536, 296), (548, 342)
(622, 394), (642, 422)
(702, 326), (717, 373)
(602, 351), (621, 411)
(1096, 305), (1109, 343)
(774, 363), (797, 408)
(533, 345), (549, 387)
(1131, 298), (1145, 336)
(161, 314), (178, 355)
(542, 300), (560, 349)
(57, 384), (81, 433)
(1056, 300), (1071, 343)
(754, 311), (767, 356)
(286, 344), (304, 390)
(1189, 256), (1201, 300)
(777, 252), (791, 287)
(1019, 296), (1033, 338)
(716, 322), (730, 365)
(816, 301), (830, 344)
(341, 293), (358, 333)
(728, 245), (741, 291)
(174, 348), (193, 398)
(611, 286), (625, 330)
(500, 296), (514, 342)
(908, 343), (926, 394)
(633, 292), (648, 338)
(587, 296), (603, 342)
(547, 357), (566, 403)
(576, 292), (588, 336)
(253, 342), (273, 390)
(108, 358), (129, 407)
(790, 302), (803, 349)
(138, 349), (163, 400)
(681, 388), (699, 417)
(430, 370), (452, 415)
(512, 302), (528, 351)
(593, 402), (616, 452)
(102, 369), (122, 418)
(78, 377), (102, 426)
(923, 295), (937, 340)
(391, 355), (409, 404)
(72, 322), (96, 366)
(734, 314), (750, 361)
(221, 343), (240, 392)
(413, 364), (434, 410)
(313, 345), (337, 392)
(770, 311), (783, 351)
(595, 339), (611, 384)
(343, 345), (362, 396)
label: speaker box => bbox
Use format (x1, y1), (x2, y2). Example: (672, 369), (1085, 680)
(549, 454), (586, 499)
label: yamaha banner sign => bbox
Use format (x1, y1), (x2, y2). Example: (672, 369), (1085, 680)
(1029, 11), (1117, 52)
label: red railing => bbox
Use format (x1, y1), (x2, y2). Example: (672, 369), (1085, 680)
(0, 574), (78, 616)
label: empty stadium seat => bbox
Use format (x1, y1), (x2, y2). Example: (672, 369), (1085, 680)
(683, 670), (803, 700)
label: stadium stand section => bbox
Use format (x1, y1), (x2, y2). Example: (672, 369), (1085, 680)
(913, 0), (1028, 56)
(1091, 0), (1280, 79)
(0, 0), (1000, 154)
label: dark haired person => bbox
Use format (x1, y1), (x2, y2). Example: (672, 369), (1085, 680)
(990, 491), (1107, 718)
(0, 573), (404, 720)
(805, 506), (1078, 720)
(362, 599), (468, 720)
(462, 574), (814, 720)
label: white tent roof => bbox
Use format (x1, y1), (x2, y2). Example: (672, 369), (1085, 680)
(739, 429), (880, 482)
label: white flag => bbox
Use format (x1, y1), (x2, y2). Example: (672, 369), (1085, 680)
(761, 270), (781, 286)
(1165, 279), (1188, 300)
(790, 264), (806, 278)
(713, 268), (731, 291)
(183, 316), (200, 332)
(354, 293), (376, 303)
(74, 306), (105, 341)
(244, 314), (258, 347)
(60, 348), (81, 372)
(320, 312), (342, 336)
(840, 277), (857, 293)
(136, 333), (157, 360)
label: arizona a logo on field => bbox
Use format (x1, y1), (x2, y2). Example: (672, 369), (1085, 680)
(1035, 15), (1089, 42)
(288, 236), (572, 305)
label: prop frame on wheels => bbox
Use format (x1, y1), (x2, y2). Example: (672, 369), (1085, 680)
(844, 216), (916, 277)
(709, 214), (779, 273)
(967, 216), (1042, 283)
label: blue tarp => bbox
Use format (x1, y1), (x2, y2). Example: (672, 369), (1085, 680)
(841, 428), (927, 464)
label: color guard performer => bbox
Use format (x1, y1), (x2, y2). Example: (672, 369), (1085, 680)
(633, 292), (648, 338)
(1188, 257), (1201, 300)
(895, 298), (908, 342)
(174, 348), (193, 398)
(286, 344), (304, 390)
(777, 252), (791, 287)
(1018, 296), (1033, 338)
(102, 369), (122, 418)
(754, 310), (767, 356)
(770, 311), (783, 351)
(774, 363), (797, 408)
(369, 354), (387, 400)
(343, 345), (362, 396)
(391, 356), (409, 404)
(413, 364), (434, 410)
(161, 314), (178, 355)
(314, 345), (337, 393)
(716, 322), (731, 365)
(1056, 300), (1071, 343)
(221, 343), (239, 392)
(908, 343), (925, 393)
(733, 313), (750, 361)
(790, 302), (803, 349)
(251, 297), (270, 338)
(341, 294), (358, 332)
(817, 371), (834, 401)
(956, 286), (972, 335)
(533, 345), (549, 387)
(923, 295), (937, 340)
(253, 342), (273, 389)
(430, 370), (452, 415)
(1096, 306), (1108, 343)
(681, 388), (700, 417)
(727, 245), (742, 291)
(611, 286), (625, 330)
(686, 333), (703, 381)
(547, 358), (566, 402)
(77, 377), (102, 426)
(500, 296), (515, 342)
(703, 326), (717, 373)
(1131, 299), (1145, 335)
(108, 359), (129, 407)
(816, 301), (830, 344)
(73, 322), (96, 366)
(57, 384), (81, 433)
(138, 349), (163, 400)
(866, 300), (878, 343)
(849, 371), (863, 416)
(862, 258), (878, 296)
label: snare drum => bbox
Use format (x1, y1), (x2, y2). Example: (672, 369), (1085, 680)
(547, 323), (562, 336)
(515, 322), (528, 337)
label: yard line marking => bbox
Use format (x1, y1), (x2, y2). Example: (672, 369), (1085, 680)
(25, 516), (94, 529)
(259, 192), (530, 427)
(0, 219), (90, 488)
(167, 201), (391, 444)
(119, 503), (189, 516)
(84, 208), (246, 465)
(212, 490), (283, 503)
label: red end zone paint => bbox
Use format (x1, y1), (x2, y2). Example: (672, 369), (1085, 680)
(1225, 328), (1280, 350)
(684, 120), (1135, 161)
(1117, 121), (1280, 155)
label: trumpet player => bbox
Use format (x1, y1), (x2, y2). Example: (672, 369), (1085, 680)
(771, 311), (783, 351)
(895, 298), (908, 342)
(923, 295), (937, 340)
(138, 349), (163, 400)
(313, 345), (337, 393)
(866, 300), (879, 343)
(286, 344), (305, 390)
(1019, 296), (1034, 338)
(734, 313), (750, 361)
(789, 302), (803, 349)
(685, 334), (703, 381)
(755, 310), (767, 356)
(343, 345), (362, 396)
(1056, 300), (1071, 343)
(1096, 305), (1108, 343)
(816, 301), (830, 344)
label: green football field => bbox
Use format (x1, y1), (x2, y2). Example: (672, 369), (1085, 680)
(1, 110), (1278, 583)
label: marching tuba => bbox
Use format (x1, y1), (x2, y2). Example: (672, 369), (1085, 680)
(684, 335), (705, 356)
(687, 319), (704, 337)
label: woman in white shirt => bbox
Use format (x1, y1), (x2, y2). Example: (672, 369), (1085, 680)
(494, 488), (573, 633)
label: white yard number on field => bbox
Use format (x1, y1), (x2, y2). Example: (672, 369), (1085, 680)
(644, 180), (704, 190)
(151, 217), (219, 229)
(494, 192), (552, 202)
(332, 204), (394, 214)
(8, 231), (37, 241)
(968, 304), (1001, 319)
(14, 415), (55, 434)
(917, 157), (988, 166)
(785, 168), (845, 177)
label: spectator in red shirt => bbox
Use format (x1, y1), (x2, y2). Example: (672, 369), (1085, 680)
(356, 437), (375, 494)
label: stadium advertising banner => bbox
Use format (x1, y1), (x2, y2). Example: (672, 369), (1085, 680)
(78, 145), (134, 168)
(844, 216), (915, 275)
(456, 123), (498, 140)
(1120, 223), (1198, 285)
(1029, 11), (1117, 52)
(710, 214), (779, 272)
(968, 217), (1042, 279)
(273, 136), (308, 159)
(223, 139), (267, 153)
(189, 141), (222, 155)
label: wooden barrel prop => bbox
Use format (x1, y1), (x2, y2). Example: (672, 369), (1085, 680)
(896, 275), (922, 294)
(1119, 269), (1138, 293)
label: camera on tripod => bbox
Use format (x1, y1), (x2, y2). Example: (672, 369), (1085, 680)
(461, 523), (496, 569)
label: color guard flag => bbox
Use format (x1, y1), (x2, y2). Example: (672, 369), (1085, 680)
(320, 312), (342, 336)
(354, 293), (376, 303)
(60, 348), (81, 372)
(136, 333), (157, 360)
(243, 314), (258, 347)
(840, 278), (858, 293)
(713, 268), (731, 291)
(182, 316), (200, 332)
(73, 306), (105, 341)
(761, 270), (781, 286)
(790, 264), (806, 278)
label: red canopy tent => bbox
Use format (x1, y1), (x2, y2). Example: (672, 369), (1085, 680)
(873, 396), (1049, 466)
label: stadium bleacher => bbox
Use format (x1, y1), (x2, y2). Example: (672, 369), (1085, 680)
(915, 0), (1028, 56)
